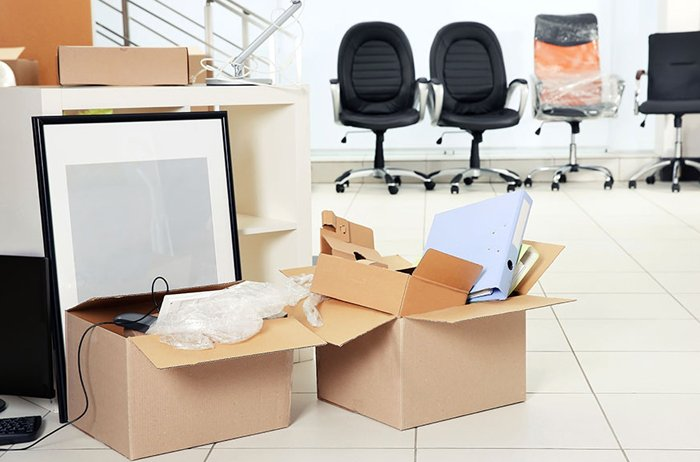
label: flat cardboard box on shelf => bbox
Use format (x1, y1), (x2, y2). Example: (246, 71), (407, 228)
(57, 46), (190, 86)
(285, 211), (572, 430)
(0, 47), (39, 85)
(65, 283), (324, 460)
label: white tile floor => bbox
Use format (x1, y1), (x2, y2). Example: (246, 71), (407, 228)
(3, 181), (700, 461)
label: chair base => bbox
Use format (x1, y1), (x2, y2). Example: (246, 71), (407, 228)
(628, 158), (700, 193)
(525, 163), (614, 191)
(429, 167), (521, 194)
(334, 167), (435, 195)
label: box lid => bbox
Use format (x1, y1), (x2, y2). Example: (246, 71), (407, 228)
(404, 294), (574, 324)
(512, 240), (564, 295)
(411, 248), (483, 293)
(0, 47), (24, 60)
(130, 317), (325, 369)
(287, 298), (395, 346)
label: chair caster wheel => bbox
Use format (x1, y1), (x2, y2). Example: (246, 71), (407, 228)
(672, 183), (680, 193)
(388, 185), (399, 195)
(335, 183), (345, 193)
(559, 174), (567, 183)
(604, 179), (614, 190)
(393, 176), (402, 186)
(514, 179), (523, 187)
(450, 185), (459, 194)
(463, 177), (473, 186)
(506, 184), (516, 193)
(646, 175), (656, 185)
(424, 180), (436, 191)
(551, 182), (560, 191)
(524, 178), (533, 187)
(628, 180), (637, 189)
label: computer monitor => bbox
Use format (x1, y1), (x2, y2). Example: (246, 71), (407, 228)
(0, 255), (54, 398)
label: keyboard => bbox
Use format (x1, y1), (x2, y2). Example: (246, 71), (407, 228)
(0, 416), (42, 445)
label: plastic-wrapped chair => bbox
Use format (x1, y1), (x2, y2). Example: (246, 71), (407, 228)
(524, 14), (624, 191)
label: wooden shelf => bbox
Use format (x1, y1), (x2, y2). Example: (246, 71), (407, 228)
(237, 214), (297, 236)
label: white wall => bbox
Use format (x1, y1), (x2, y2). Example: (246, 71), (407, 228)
(93, 0), (660, 154)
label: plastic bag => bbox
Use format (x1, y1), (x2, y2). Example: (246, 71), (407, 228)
(288, 274), (325, 328)
(147, 280), (309, 350)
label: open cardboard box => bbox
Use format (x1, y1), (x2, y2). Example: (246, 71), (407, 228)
(0, 47), (39, 85)
(284, 211), (573, 430)
(65, 282), (324, 460)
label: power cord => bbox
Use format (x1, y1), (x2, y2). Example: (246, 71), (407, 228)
(0, 276), (169, 451)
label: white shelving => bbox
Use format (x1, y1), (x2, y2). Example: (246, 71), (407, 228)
(0, 84), (311, 288)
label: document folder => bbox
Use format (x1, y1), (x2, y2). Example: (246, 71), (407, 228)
(425, 190), (533, 302)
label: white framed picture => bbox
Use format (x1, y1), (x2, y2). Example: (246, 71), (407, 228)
(33, 112), (242, 314)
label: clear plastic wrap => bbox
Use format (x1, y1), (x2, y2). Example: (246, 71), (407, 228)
(532, 13), (624, 121)
(287, 273), (325, 328)
(147, 280), (309, 350)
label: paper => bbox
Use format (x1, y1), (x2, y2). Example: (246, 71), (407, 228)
(509, 244), (540, 295)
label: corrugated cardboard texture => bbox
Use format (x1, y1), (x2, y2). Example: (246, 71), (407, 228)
(126, 347), (292, 459)
(312, 254), (409, 315)
(405, 294), (574, 324)
(58, 46), (189, 86)
(514, 241), (565, 295)
(317, 321), (402, 429)
(0, 0), (92, 85)
(400, 313), (526, 428)
(67, 314), (131, 456)
(288, 298), (395, 347)
(130, 317), (324, 369)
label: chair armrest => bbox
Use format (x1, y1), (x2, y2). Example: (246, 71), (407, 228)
(634, 70), (646, 115)
(428, 79), (444, 126)
(415, 78), (429, 121)
(330, 78), (342, 125)
(506, 78), (529, 120)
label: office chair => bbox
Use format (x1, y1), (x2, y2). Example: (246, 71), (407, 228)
(331, 22), (434, 195)
(427, 22), (528, 194)
(628, 31), (700, 193)
(524, 14), (624, 191)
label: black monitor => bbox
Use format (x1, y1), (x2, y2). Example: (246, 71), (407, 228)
(0, 255), (54, 399)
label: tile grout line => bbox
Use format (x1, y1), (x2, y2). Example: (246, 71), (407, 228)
(414, 427), (418, 462)
(562, 189), (700, 325)
(202, 443), (216, 462)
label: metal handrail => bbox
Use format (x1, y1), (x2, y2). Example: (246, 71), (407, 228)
(96, 28), (129, 46)
(95, 21), (138, 46)
(98, 0), (178, 46)
(212, 0), (295, 38)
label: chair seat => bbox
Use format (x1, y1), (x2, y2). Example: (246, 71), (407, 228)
(339, 109), (420, 131)
(438, 108), (519, 131)
(639, 99), (700, 115)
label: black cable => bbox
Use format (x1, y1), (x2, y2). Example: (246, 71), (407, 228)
(1, 276), (169, 452)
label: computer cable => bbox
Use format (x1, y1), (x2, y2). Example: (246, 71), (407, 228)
(0, 276), (169, 451)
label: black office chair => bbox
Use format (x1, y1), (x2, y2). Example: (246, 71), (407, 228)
(427, 22), (528, 194)
(628, 31), (700, 193)
(524, 14), (623, 191)
(331, 22), (434, 195)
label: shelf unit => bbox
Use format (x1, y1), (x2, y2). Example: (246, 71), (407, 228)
(0, 84), (312, 299)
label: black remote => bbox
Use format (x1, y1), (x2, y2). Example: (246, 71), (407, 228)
(0, 415), (42, 445)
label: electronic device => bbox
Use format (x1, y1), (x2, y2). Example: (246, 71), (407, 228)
(0, 256), (54, 398)
(113, 313), (157, 333)
(0, 415), (42, 445)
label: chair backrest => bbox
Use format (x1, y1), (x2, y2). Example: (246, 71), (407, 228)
(647, 31), (700, 101)
(337, 22), (416, 115)
(430, 22), (507, 115)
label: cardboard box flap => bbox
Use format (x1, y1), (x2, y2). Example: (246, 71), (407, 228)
(405, 295), (574, 324)
(288, 298), (395, 346)
(311, 254), (409, 315)
(323, 235), (385, 262)
(130, 317), (325, 369)
(321, 210), (374, 249)
(412, 249), (483, 293)
(0, 47), (25, 60)
(513, 241), (565, 295)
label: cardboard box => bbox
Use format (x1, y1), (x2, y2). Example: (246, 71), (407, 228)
(66, 283), (324, 460)
(58, 46), (190, 86)
(0, 47), (38, 85)
(286, 211), (572, 430)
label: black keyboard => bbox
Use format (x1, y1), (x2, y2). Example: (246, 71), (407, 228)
(0, 416), (42, 445)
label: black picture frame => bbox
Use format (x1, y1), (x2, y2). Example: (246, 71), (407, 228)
(32, 111), (242, 422)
